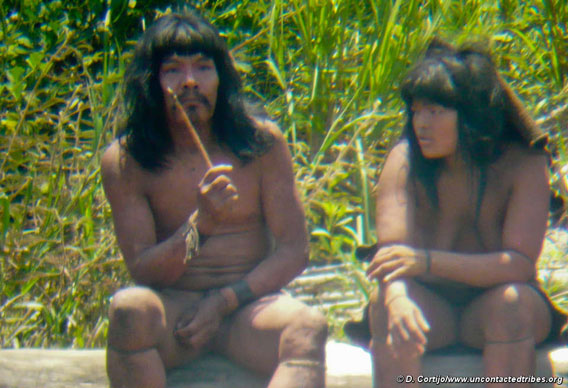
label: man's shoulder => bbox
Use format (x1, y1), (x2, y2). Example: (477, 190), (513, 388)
(251, 116), (282, 138)
(101, 138), (146, 188)
(249, 117), (288, 155)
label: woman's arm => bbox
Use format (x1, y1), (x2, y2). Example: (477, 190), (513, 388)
(427, 150), (549, 286)
(370, 141), (416, 300)
(368, 150), (550, 288)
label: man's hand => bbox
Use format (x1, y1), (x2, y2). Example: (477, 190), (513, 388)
(385, 296), (430, 359)
(366, 245), (428, 283)
(196, 165), (239, 235)
(174, 292), (226, 350)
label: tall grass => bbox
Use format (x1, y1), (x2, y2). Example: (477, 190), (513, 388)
(1, 0), (566, 347)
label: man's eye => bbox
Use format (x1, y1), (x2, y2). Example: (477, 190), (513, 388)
(163, 67), (179, 74)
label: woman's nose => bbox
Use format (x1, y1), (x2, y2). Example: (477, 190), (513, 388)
(413, 110), (428, 129)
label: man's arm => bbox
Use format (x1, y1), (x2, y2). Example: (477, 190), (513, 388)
(235, 122), (308, 298)
(173, 122), (308, 349)
(101, 141), (187, 286)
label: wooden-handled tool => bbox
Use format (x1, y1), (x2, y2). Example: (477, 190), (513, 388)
(167, 87), (213, 168)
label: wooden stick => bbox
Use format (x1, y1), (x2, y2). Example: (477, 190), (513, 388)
(167, 87), (213, 168)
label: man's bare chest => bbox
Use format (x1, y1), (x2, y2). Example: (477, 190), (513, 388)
(141, 160), (263, 238)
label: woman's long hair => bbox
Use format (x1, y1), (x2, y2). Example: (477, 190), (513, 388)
(399, 39), (545, 245)
(118, 12), (274, 170)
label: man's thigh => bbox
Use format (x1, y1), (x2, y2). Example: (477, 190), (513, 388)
(214, 293), (316, 375)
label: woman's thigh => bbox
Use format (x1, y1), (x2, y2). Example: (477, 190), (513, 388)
(459, 283), (552, 348)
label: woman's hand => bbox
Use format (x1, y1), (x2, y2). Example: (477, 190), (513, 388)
(385, 295), (430, 359)
(366, 245), (429, 283)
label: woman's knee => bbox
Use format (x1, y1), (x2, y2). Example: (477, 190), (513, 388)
(279, 306), (328, 360)
(108, 287), (167, 350)
(481, 283), (536, 341)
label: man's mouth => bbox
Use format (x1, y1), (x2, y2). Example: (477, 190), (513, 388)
(179, 94), (210, 108)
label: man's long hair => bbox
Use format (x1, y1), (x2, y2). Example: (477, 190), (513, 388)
(118, 12), (274, 170)
(399, 39), (545, 245)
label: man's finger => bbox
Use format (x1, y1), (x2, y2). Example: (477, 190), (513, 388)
(189, 328), (213, 349)
(218, 189), (239, 203)
(201, 164), (233, 184)
(207, 175), (233, 192)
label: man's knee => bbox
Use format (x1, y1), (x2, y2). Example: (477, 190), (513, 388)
(108, 286), (167, 351)
(482, 283), (535, 341)
(279, 306), (328, 361)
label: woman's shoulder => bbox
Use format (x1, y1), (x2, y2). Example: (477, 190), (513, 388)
(380, 140), (412, 174)
(498, 143), (547, 167)
(383, 139), (411, 163)
(492, 143), (548, 182)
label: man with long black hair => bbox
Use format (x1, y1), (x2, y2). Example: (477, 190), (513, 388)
(101, 11), (327, 388)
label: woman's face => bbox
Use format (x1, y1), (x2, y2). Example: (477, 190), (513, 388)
(411, 99), (459, 161)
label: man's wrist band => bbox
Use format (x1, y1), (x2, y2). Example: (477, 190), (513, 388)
(230, 279), (256, 308)
(424, 249), (431, 274)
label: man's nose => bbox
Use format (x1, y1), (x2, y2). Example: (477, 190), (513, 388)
(182, 68), (198, 89)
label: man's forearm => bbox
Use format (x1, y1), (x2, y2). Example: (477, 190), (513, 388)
(217, 243), (308, 314)
(249, 244), (308, 293)
(127, 220), (194, 287)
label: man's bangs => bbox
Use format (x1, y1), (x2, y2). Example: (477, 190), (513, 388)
(401, 60), (458, 108)
(152, 19), (221, 62)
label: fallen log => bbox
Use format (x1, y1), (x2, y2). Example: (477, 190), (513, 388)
(1, 342), (566, 388)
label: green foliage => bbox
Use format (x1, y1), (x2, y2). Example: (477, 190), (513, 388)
(1, 0), (567, 347)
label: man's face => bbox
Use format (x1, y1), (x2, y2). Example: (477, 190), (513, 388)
(411, 99), (459, 161)
(159, 53), (219, 128)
